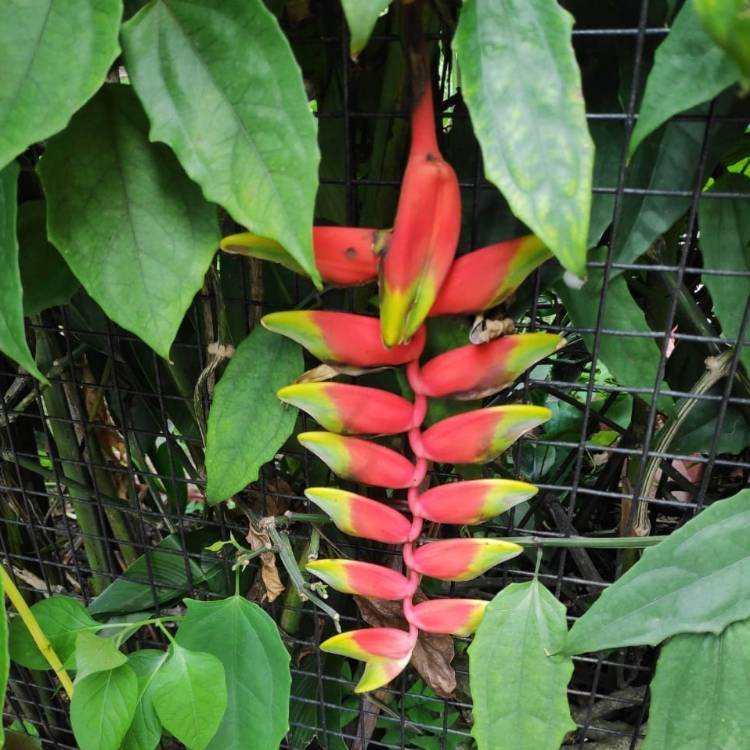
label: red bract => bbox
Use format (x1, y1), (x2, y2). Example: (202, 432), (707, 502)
(221, 226), (383, 286)
(413, 332), (565, 400)
(415, 479), (537, 525)
(264, 37), (563, 692)
(261, 311), (425, 369)
(429, 236), (552, 316)
(409, 538), (522, 581)
(379, 86), (461, 347)
(277, 382), (415, 435)
(410, 599), (488, 636)
(297, 432), (417, 489)
(306, 559), (412, 600)
(304, 488), (412, 543)
(421, 405), (552, 464)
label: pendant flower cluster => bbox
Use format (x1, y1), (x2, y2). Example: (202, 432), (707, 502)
(224, 84), (564, 693)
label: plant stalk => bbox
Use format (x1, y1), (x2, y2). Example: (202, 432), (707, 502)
(34, 326), (111, 593)
(1, 565), (74, 698)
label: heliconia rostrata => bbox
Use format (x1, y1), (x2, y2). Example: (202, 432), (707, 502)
(228, 67), (565, 693)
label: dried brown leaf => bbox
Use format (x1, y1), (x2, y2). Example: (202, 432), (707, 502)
(469, 315), (516, 344)
(354, 592), (456, 697)
(246, 525), (285, 602)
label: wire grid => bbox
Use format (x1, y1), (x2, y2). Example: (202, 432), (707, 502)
(1, 1), (749, 747)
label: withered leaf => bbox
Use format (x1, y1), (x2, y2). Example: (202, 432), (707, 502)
(246, 525), (285, 602)
(354, 592), (456, 697)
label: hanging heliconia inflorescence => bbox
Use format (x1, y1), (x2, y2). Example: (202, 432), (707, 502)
(223, 5), (565, 693)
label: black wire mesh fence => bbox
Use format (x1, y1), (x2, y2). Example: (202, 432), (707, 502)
(1, 1), (749, 748)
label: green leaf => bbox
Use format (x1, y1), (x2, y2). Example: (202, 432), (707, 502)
(556, 268), (671, 409)
(121, 649), (169, 750)
(175, 597), (290, 750)
(9, 596), (97, 670)
(454, 0), (593, 280)
(695, 0), (750, 90)
(629, 2), (739, 157)
(74, 631), (127, 679)
(0, 0), (121, 169)
(88, 529), (223, 616)
(613, 104), (744, 268)
(121, 0), (321, 286)
(566, 488), (750, 655)
(151, 642), (227, 750)
(70, 663), (138, 750)
(671, 385), (750, 455)
(38, 84), (219, 360)
(340, 0), (392, 58)
(588, 118), (625, 249)
(18, 201), (79, 315)
(0, 162), (46, 382)
(643, 618), (750, 749)
(698, 173), (750, 375)
(205, 326), (303, 504)
(469, 580), (575, 750)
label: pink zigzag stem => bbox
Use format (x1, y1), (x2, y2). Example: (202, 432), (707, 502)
(401, 358), (430, 648)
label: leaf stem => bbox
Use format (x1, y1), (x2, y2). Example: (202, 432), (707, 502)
(500, 535), (666, 549)
(157, 620), (176, 645)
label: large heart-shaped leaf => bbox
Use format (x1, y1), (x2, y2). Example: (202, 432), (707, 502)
(175, 597), (291, 750)
(121, 0), (320, 285)
(38, 84), (219, 359)
(469, 580), (575, 750)
(454, 0), (593, 280)
(643, 618), (750, 749)
(698, 173), (750, 375)
(0, 0), (121, 169)
(205, 325), (303, 504)
(151, 642), (227, 750)
(629, 1), (739, 156)
(70, 663), (138, 750)
(566, 488), (750, 654)
(0, 162), (46, 382)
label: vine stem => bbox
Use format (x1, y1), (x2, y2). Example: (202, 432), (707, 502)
(0, 565), (74, 698)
